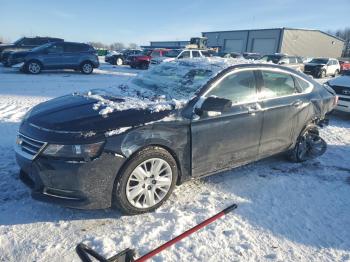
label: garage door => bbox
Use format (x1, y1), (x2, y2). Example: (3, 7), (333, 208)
(224, 39), (244, 53)
(252, 38), (276, 54)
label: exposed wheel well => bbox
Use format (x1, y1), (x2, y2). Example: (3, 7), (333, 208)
(117, 144), (183, 186)
(80, 60), (93, 67)
(26, 59), (43, 68)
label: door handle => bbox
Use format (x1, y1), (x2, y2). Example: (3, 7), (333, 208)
(247, 103), (262, 114)
(292, 100), (303, 107)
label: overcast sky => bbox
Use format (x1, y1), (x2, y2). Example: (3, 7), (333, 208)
(1, 0), (349, 45)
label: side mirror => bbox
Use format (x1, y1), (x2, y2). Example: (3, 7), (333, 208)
(196, 96), (232, 116)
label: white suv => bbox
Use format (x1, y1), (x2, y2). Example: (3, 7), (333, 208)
(151, 49), (210, 65)
(304, 58), (341, 78)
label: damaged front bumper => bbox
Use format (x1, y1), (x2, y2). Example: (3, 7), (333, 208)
(16, 150), (125, 209)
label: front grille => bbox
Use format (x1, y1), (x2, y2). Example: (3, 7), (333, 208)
(16, 133), (46, 159)
(329, 85), (350, 96)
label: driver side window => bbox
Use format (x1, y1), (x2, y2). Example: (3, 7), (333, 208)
(46, 44), (64, 54)
(207, 70), (257, 104)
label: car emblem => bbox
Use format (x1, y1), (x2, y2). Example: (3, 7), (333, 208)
(342, 90), (350, 95)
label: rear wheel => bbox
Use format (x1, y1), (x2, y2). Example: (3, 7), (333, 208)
(80, 61), (93, 74)
(26, 61), (42, 74)
(288, 127), (327, 162)
(113, 146), (178, 215)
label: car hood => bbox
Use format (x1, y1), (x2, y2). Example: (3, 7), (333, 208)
(24, 93), (175, 134)
(11, 50), (31, 58)
(328, 75), (350, 88)
(305, 63), (326, 66)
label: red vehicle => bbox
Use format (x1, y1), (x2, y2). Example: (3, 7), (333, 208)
(340, 61), (350, 73)
(126, 49), (169, 69)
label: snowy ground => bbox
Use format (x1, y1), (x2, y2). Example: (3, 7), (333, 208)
(0, 61), (349, 262)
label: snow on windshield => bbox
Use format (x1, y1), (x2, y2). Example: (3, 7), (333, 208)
(86, 57), (262, 117)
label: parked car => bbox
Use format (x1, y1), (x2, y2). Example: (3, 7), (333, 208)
(150, 49), (211, 64)
(326, 71), (350, 113)
(8, 42), (99, 74)
(0, 36), (63, 66)
(127, 49), (169, 69)
(304, 58), (340, 78)
(15, 58), (336, 214)
(243, 52), (261, 60)
(260, 54), (304, 71)
(339, 60), (350, 73)
(105, 49), (141, 65)
(217, 52), (243, 59)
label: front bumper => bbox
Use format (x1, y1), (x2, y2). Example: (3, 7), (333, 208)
(335, 95), (350, 113)
(16, 150), (125, 209)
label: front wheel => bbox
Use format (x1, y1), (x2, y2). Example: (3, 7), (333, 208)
(333, 69), (339, 77)
(113, 146), (178, 215)
(26, 61), (42, 74)
(115, 57), (123, 66)
(288, 127), (327, 162)
(319, 70), (326, 78)
(80, 62), (93, 74)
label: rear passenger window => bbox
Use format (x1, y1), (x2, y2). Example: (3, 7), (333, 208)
(192, 51), (201, 58)
(295, 77), (312, 92)
(260, 71), (298, 98)
(64, 43), (87, 52)
(289, 57), (297, 64)
(207, 70), (257, 104)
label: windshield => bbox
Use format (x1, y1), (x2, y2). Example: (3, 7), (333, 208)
(165, 49), (181, 58)
(310, 58), (329, 64)
(260, 55), (282, 64)
(130, 61), (216, 100)
(31, 43), (52, 52)
(141, 49), (152, 56)
(13, 37), (24, 45)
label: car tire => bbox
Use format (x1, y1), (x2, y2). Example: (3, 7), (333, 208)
(333, 69), (339, 77)
(287, 126), (327, 162)
(319, 70), (326, 78)
(25, 60), (42, 74)
(140, 62), (149, 70)
(80, 61), (94, 74)
(115, 57), (123, 66)
(113, 146), (178, 215)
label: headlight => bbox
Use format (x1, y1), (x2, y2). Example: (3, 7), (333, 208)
(42, 141), (104, 159)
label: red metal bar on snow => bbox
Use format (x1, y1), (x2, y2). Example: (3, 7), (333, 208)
(135, 204), (237, 262)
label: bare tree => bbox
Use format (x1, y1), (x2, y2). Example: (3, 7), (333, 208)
(109, 42), (125, 51)
(128, 43), (139, 49)
(87, 41), (109, 49)
(327, 27), (350, 57)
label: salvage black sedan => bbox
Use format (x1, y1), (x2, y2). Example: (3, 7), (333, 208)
(16, 58), (336, 214)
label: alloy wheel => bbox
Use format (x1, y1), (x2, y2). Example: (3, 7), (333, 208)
(116, 58), (123, 66)
(28, 62), (41, 74)
(82, 63), (93, 74)
(126, 158), (172, 208)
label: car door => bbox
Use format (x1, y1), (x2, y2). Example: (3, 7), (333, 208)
(41, 43), (64, 68)
(326, 60), (334, 75)
(62, 43), (81, 68)
(257, 69), (310, 157)
(191, 69), (263, 177)
(178, 51), (191, 59)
